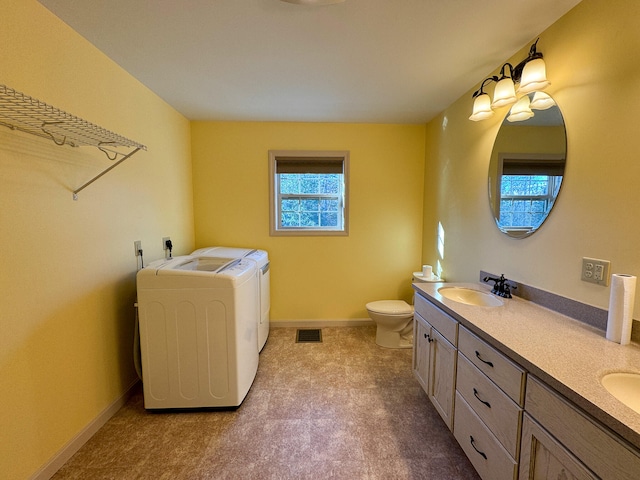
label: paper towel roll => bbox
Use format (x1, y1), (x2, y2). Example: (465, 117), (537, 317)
(606, 274), (637, 345)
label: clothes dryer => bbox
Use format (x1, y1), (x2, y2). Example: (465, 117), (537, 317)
(192, 246), (270, 351)
(136, 255), (259, 409)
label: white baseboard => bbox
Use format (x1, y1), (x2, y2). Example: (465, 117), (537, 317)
(31, 379), (141, 480)
(270, 318), (373, 328)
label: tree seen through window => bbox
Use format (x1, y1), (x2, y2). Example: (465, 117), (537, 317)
(498, 174), (561, 229)
(279, 173), (342, 228)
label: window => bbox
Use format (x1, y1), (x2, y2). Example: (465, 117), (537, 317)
(269, 150), (349, 236)
(496, 155), (564, 232)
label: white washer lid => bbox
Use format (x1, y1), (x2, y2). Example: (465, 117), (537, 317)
(366, 300), (413, 315)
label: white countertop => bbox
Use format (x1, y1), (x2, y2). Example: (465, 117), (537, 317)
(413, 281), (640, 449)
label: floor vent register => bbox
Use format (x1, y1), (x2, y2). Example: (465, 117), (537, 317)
(296, 329), (323, 343)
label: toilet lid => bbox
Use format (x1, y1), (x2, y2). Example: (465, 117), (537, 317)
(366, 300), (414, 315)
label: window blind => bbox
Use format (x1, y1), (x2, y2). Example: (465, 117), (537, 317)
(275, 157), (344, 174)
(502, 157), (565, 176)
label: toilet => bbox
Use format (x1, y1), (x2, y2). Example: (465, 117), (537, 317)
(366, 272), (440, 348)
(366, 300), (415, 348)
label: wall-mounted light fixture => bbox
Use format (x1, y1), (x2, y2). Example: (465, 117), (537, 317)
(469, 39), (551, 122)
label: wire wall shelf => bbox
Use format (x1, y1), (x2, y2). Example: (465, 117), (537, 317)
(0, 84), (147, 199)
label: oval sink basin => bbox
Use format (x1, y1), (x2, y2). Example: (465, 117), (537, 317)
(437, 287), (503, 307)
(601, 372), (640, 414)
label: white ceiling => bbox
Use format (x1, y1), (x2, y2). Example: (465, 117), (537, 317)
(38, 0), (582, 124)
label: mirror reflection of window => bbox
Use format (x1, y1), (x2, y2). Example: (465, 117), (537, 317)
(496, 155), (564, 233)
(488, 93), (566, 238)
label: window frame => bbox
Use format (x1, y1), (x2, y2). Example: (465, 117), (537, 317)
(269, 150), (350, 237)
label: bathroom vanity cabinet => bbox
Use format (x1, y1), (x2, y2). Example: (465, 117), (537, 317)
(520, 376), (640, 480)
(454, 326), (524, 480)
(412, 294), (458, 430)
(412, 285), (640, 480)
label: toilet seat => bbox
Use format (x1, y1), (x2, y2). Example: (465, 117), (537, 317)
(366, 300), (413, 315)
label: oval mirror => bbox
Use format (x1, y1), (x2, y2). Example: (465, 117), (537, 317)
(488, 92), (566, 238)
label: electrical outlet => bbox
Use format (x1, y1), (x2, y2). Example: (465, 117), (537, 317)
(581, 257), (610, 286)
(134, 240), (142, 256)
(162, 237), (171, 251)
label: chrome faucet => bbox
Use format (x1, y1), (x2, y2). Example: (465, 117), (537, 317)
(483, 274), (516, 298)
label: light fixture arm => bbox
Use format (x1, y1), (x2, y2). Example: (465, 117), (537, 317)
(471, 76), (499, 99)
(497, 63), (514, 80)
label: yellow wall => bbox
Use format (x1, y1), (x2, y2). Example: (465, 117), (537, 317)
(490, 124), (566, 165)
(0, 1), (194, 479)
(192, 122), (425, 320)
(423, 0), (640, 314)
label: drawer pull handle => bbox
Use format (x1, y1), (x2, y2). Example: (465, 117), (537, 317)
(475, 350), (494, 368)
(470, 436), (487, 460)
(473, 388), (491, 408)
(425, 334), (433, 343)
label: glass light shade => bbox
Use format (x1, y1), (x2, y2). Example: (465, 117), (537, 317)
(491, 78), (517, 108)
(530, 91), (555, 110)
(469, 93), (494, 121)
(517, 58), (551, 94)
(507, 96), (534, 122)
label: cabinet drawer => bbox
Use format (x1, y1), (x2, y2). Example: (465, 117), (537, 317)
(456, 354), (522, 458)
(414, 294), (457, 345)
(526, 376), (640, 480)
(454, 392), (518, 480)
(458, 326), (525, 405)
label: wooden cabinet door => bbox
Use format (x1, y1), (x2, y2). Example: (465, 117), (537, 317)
(429, 328), (457, 430)
(519, 414), (597, 480)
(412, 313), (431, 392)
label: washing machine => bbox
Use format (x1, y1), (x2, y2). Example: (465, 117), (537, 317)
(192, 246), (270, 351)
(136, 255), (259, 409)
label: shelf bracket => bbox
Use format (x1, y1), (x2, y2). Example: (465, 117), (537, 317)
(98, 142), (119, 161)
(73, 147), (142, 200)
(41, 121), (67, 146)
